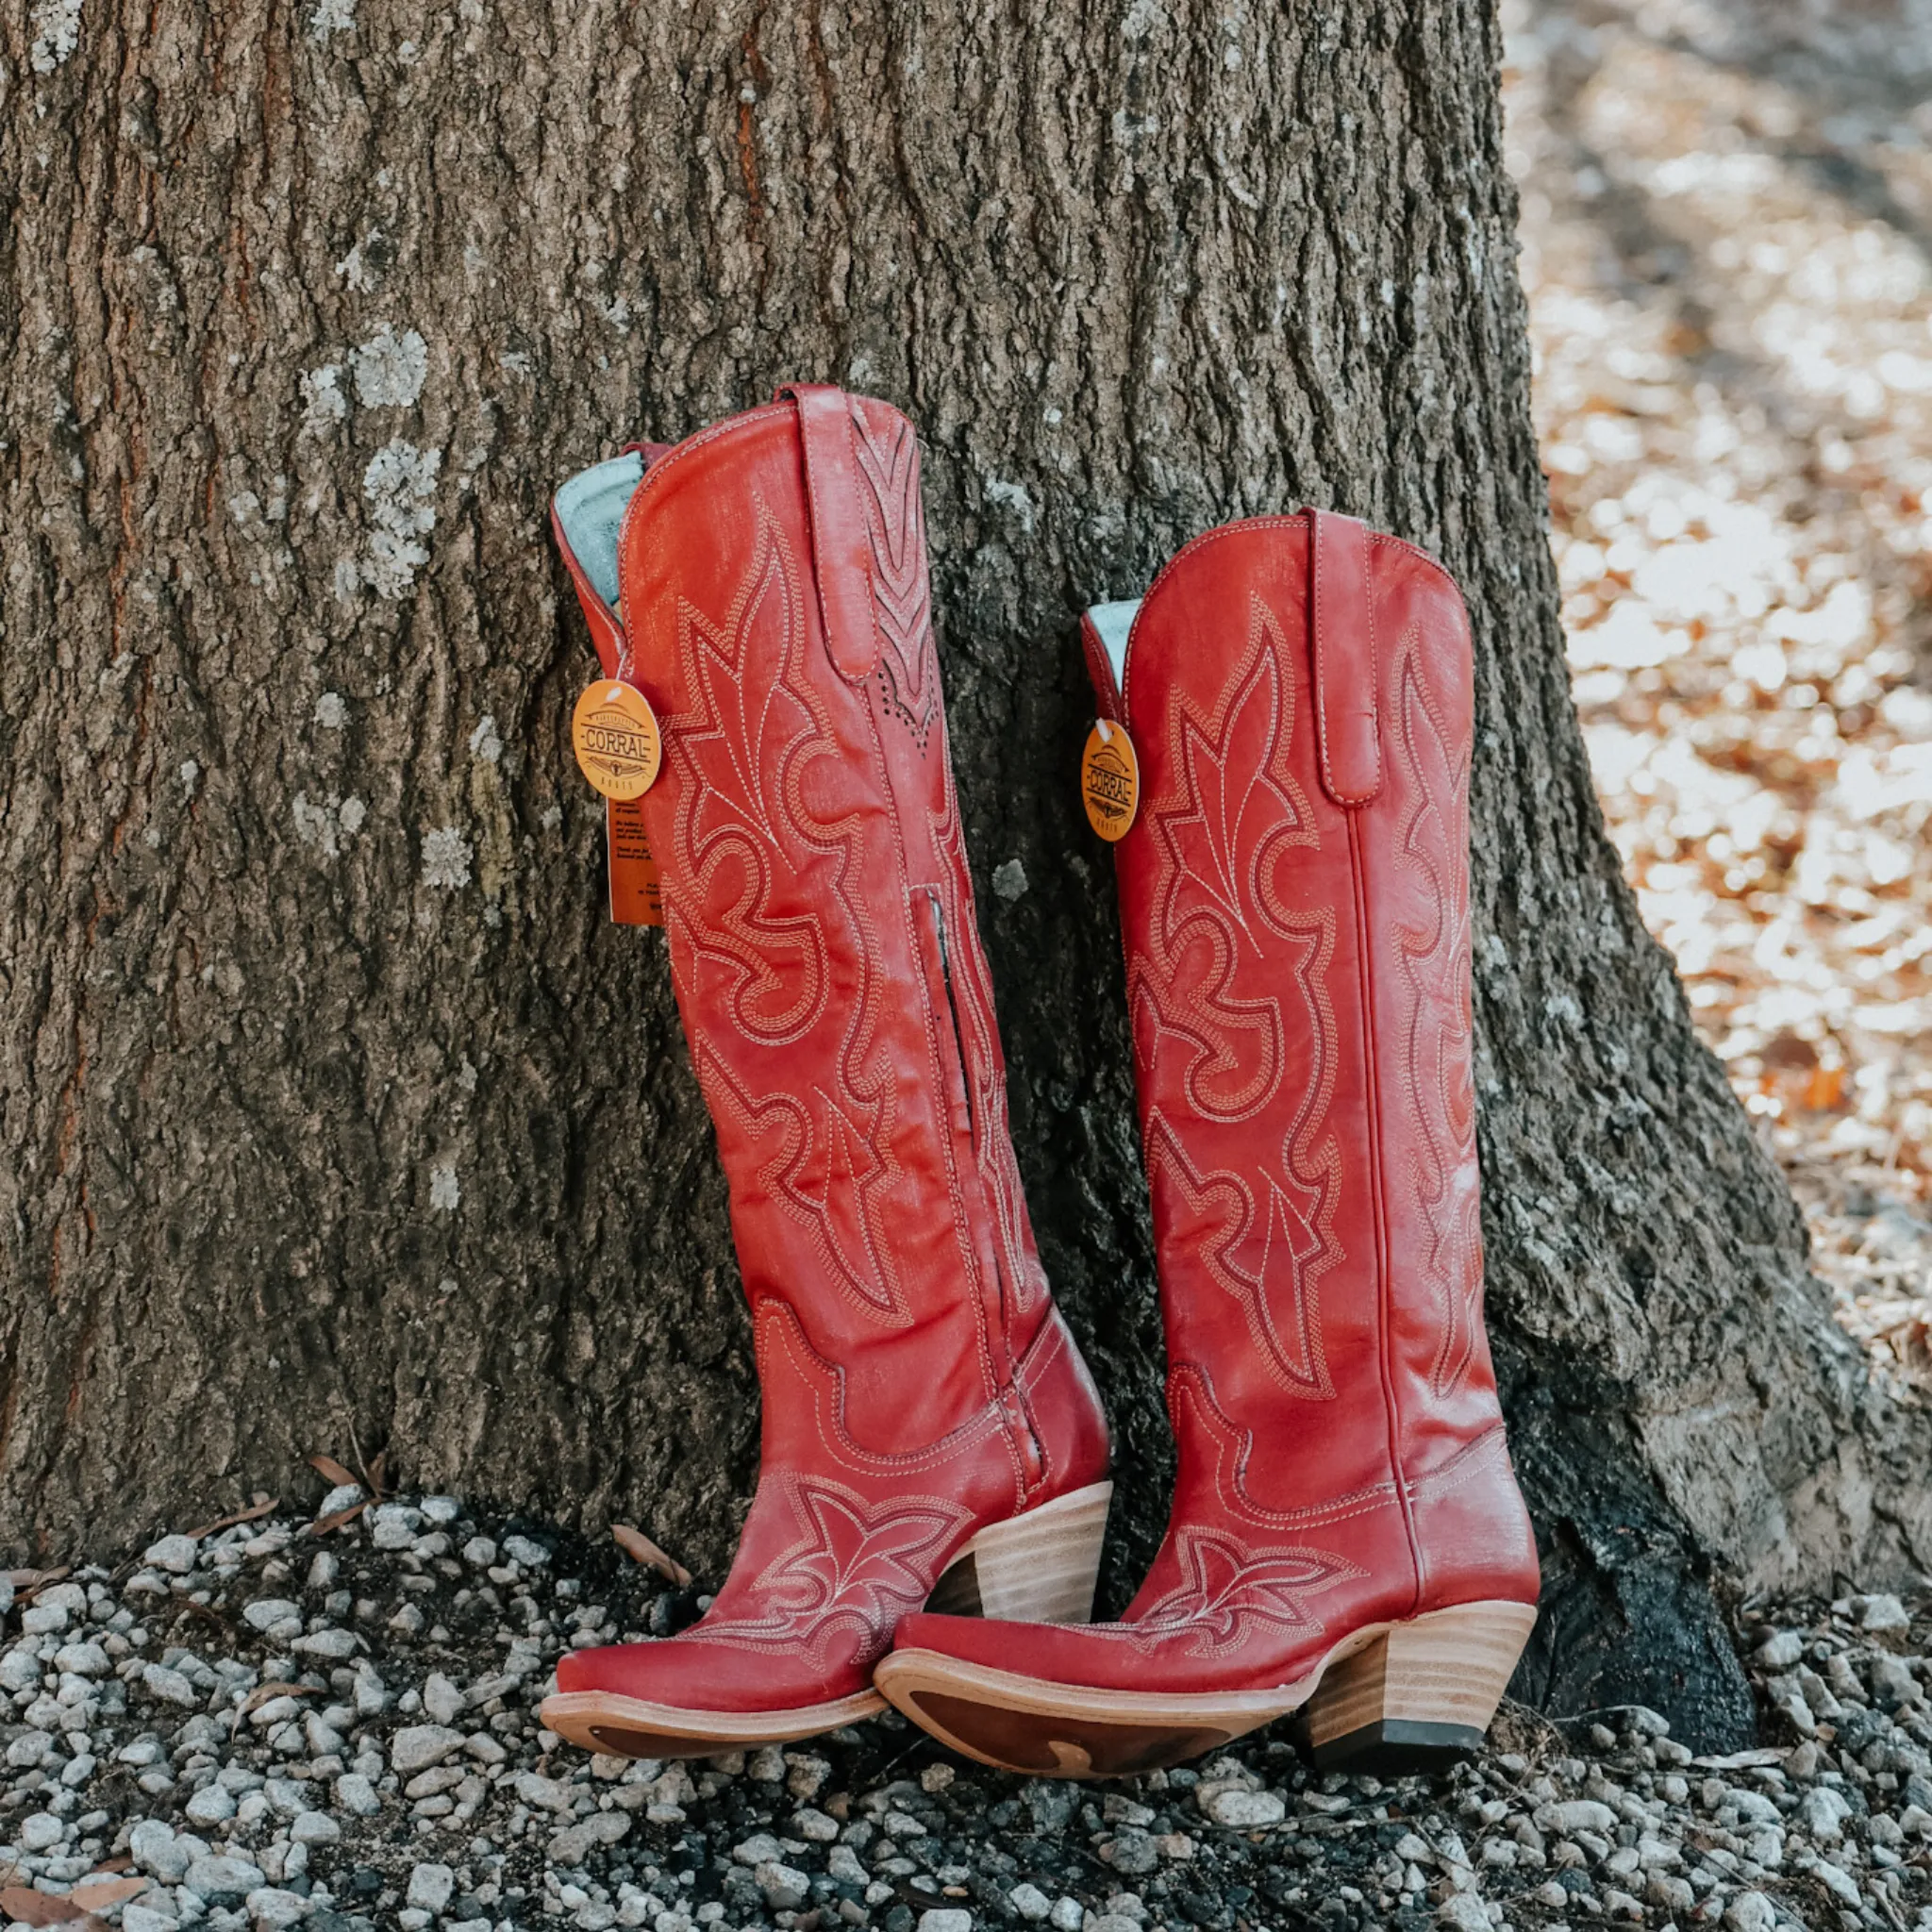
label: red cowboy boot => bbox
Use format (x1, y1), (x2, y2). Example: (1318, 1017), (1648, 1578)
(877, 511), (1540, 1777)
(541, 387), (1111, 1758)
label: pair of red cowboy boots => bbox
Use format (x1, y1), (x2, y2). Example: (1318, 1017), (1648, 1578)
(541, 385), (1540, 1781)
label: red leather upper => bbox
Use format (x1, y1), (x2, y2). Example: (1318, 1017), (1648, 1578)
(898, 512), (1537, 1695)
(554, 391), (1108, 1711)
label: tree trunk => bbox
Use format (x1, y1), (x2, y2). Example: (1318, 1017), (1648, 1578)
(3, 0), (1924, 1748)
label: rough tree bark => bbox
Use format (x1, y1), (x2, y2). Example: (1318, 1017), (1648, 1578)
(3, 0), (1925, 1746)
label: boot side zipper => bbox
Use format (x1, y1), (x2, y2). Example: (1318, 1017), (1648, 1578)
(925, 891), (975, 1144)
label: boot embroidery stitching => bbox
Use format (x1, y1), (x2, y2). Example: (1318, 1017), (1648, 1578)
(1389, 633), (1483, 1399)
(758, 1302), (1006, 1474)
(1134, 595), (1341, 1400)
(848, 400), (939, 747)
(1175, 1363), (1399, 1530)
(685, 1474), (971, 1667)
(1126, 1526), (1364, 1657)
(667, 505), (908, 1323)
(1140, 1114), (1332, 1399)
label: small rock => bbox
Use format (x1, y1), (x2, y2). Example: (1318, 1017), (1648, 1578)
(19, 1811), (67, 1851)
(291, 1810), (340, 1844)
(516, 1771), (577, 1814)
(247, 1887), (313, 1928)
(407, 1862), (456, 1912)
(1010, 1885), (1053, 1923)
(422, 1672), (464, 1724)
(1436, 1899), (1492, 1932)
(754, 1860), (811, 1909)
(550, 1812), (632, 1864)
(1811, 1857), (1862, 1907)
(917, 1913), (973, 1932)
(186, 1783), (239, 1824)
(243, 1597), (304, 1635)
(336, 1772), (382, 1815)
(1799, 1786), (1852, 1840)
(130, 1819), (192, 1882)
(1199, 1787), (1285, 1827)
(1754, 1631), (1804, 1670)
(1543, 1800), (1619, 1837)
(1049, 1901), (1084, 1932)
(1645, 1873), (1695, 1914)
(142, 1661), (199, 1707)
(390, 1724), (466, 1774)
(502, 1534), (551, 1567)
(1870, 1653), (1920, 1707)
(144, 1534), (201, 1574)
(420, 1495), (462, 1524)
(186, 1854), (269, 1904)
(1853, 1594), (1911, 1646)
(1722, 1894), (1777, 1932)
(462, 1537), (498, 1567)
(291, 1627), (359, 1660)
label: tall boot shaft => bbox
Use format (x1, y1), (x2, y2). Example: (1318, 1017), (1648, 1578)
(1084, 512), (1530, 1613)
(573, 390), (1070, 1471)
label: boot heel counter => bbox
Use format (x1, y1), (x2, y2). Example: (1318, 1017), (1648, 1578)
(1412, 1426), (1541, 1611)
(1020, 1307), (1113, 1499)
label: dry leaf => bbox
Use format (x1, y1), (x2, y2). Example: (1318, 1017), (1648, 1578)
(366, 1449), (389, 1498)
(185, 1495), (279, 1541)
(6, 1566), (73, 1601)
(308, 1453), (360, 1490)
(612, 1524), (693, 1588)
(69, 1877), (146, 1910)
(0, 1888), (85, 1925)
(1802, 1064), (1848, 1112)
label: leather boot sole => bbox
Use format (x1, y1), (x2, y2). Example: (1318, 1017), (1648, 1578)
(538, 1687), (887, 1759)
(540, 1482), (1114, 1760)
(874, 1597), (1537, 1779)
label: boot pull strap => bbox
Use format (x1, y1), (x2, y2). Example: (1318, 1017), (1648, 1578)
(1306, 507), (1382, 808)
(777, 383), (883, 683)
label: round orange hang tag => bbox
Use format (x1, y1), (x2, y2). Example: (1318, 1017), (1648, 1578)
(1081, 719), (1139, 841)
(572, 680), (662, 801)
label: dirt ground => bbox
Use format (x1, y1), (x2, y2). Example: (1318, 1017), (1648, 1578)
(1504, 0), (1932, 1386)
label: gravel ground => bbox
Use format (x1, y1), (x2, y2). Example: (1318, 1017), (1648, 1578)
(4, 1494), (1930, 1932)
